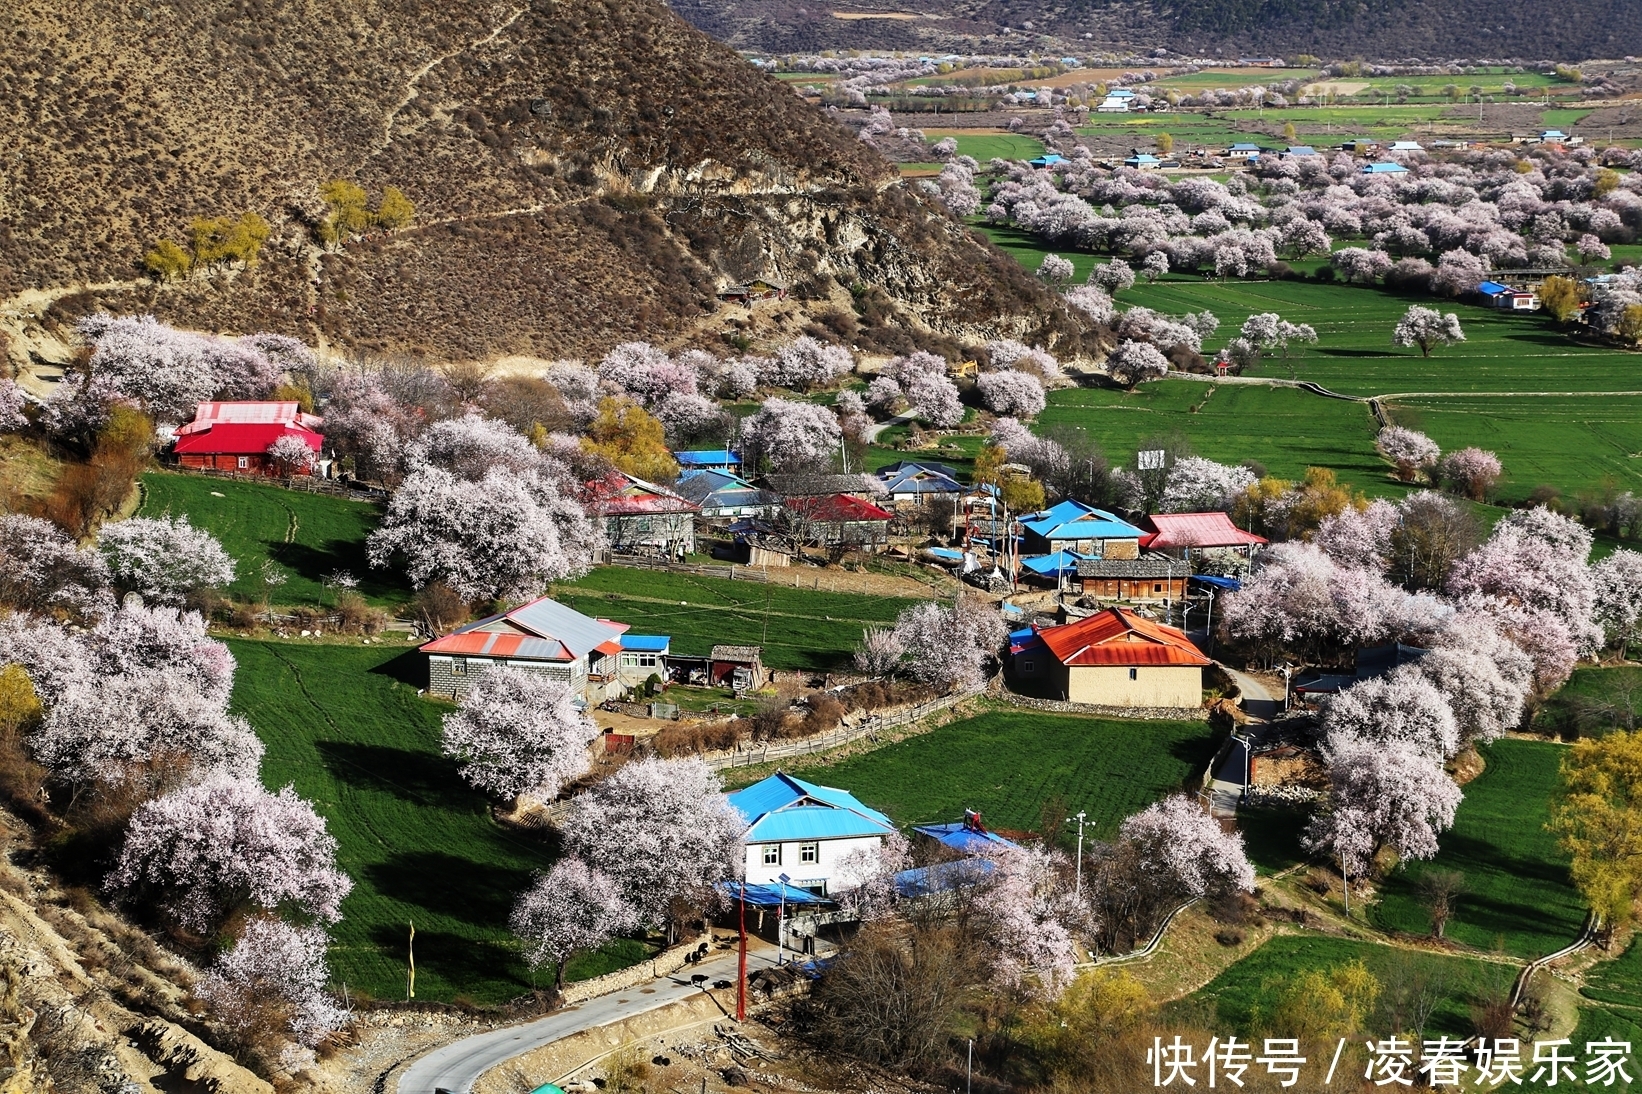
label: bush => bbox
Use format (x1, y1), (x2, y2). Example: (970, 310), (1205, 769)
(1314, 266), (1337, 282)
(334, 591), (387, 635)
(1215, 928), (1246, 946)
(802, 695), (846, 735)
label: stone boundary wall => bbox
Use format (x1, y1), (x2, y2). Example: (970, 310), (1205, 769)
(997, 690), (1209, 722)
(559, 938), (712, 1006)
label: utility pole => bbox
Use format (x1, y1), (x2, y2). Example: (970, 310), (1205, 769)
(736, 879), (748, 1021)
(1067, 810), (1089, 896)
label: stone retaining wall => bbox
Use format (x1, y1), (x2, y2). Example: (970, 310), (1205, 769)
(559, 937), (713, 1006)
(998, 690), (1208, 721)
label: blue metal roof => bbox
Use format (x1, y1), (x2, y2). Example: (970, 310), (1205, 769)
(675, 469), (769, 508)
(719, 880), (834, 907)
(728, 773), (895, 842)
(880, 466), (962, 496)
(914, 821), (1020, 853)
(1477, 280), (1511, 296)
(619, 634), (670, 652)
(1361, 162), (1408, 173)
(894, 859), (995, 899)
(1230, 142), (1262, 152)
(1020, 550), (1086, 577)
(1190, 574), (1242, 591)
(674, 450), (740, 466)
(1019, 500), (1142, 541)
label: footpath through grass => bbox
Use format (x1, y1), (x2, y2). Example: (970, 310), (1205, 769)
(1372, 739), (1584, 961)
(230, 639), (649, 1004)
(741, 707), (1219, 834)
(139, 471), (409, 607)
(553, 566), (932, 672)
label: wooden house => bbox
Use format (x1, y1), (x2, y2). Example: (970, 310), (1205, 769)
(171, 401), (324, 475)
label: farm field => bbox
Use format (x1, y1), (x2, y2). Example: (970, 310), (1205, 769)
(138, 471), (409, 607)
(552, 566), (931, 672)
(228, 640), (651, 1004)
(737, 707), (1219, 834)
(1188, 935), (1516, 1039)
(1372, 739), (1584, 961)
(920, 130), (1044, 163)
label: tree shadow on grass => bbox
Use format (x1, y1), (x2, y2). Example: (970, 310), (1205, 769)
(315, 740), (481, 812)
(366, 923), (527, 998)
(1165, 730), (1221, 768)
(365, 850), (538, 925)
(1313, 347), (1401, 358)
(276, 541), (410, 601)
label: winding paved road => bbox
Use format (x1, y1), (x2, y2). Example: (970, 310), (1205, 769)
(397, 948), (779, 1094)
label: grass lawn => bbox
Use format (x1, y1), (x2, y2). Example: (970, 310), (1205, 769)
(735, 707), (1219, 834)
(230, 639), (651, 1004)
(1372, 739), (1585, 961)
(551, 566), (931, 672)
(922, 131), (1044, 163)
(1534, 666), (1642, 737)
(1190, 935), (1515, 1038)
(138, 471), (410, 608)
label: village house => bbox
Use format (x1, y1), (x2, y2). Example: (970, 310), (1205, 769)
(674, 450), (742, 474)
(1075, 556), (1189, 603)
(584, 471), (700, 559)
(420, 596), (635, 702)
(875, 462), (963, 508)
(728, 773), (897, 895)
(616, 634), (670, 694)
(1010, 607), (1211, 708)
(676, 469), (777, 520)
(709, 644), (766, 690)
(1137, 512), (1268, 559)
(717, 278), (787, 305)
(1478, 280), (1541, 311)
(1361, 162), (1409, 175)
(780, 493), (894, 552)
(171, 401), (324, 476)
(1018, 499), (1143, 558)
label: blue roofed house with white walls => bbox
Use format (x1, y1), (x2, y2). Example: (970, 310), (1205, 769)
(727, 773), (897, 895)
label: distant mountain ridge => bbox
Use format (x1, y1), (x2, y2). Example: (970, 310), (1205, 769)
(0, 0), (1095, 364)
(670, 0), (1641, 61)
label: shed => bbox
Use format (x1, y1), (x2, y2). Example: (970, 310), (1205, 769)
(914, 813), (1019, 855)
(1074, 556), (1188, 603)
(710, 645), (766, 690)
(1124, 153), (1161, 169)
(1029, 153), (1067, 167)
(1019, 607), (1210, 708)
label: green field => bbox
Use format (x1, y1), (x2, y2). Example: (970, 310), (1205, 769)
(1190, 935), (1515, 1039)
(738, 707), (1219, 834)
(552, 566), (931, 672)
(923, 132), (1045, 163)
(1535, 666), (1642, 737)
(1373, 739), (1585, 961)
(138, 471), (409, 607)
(230, 639), (649, 1003)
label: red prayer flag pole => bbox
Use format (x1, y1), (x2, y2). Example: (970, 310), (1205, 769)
(736, 880), (748, 1022)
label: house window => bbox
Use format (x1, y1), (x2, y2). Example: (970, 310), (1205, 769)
(1154, 583), (1163, 593)
(451, 658), (468, 677)
(236, 456), (249, 469)
(762, 845), (780, 866)
(1129, 667), (1138, 680)
(799, 842), (819, 864)
(1022, 660), (1035, 673)
(622, 652), (659, 668)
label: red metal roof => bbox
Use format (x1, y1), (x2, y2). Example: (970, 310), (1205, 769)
(1138, 512), (1267, 551)
(171, 422), (324, 456)
(177, 401), (322, 435)
(583, 472), (700, 516)
(783, 493), (893, 522)
(1035, 608), (1212, 668)
(418, 596), (630, 663)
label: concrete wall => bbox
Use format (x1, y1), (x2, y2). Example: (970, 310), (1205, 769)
(1063, 664), (1203, 708)
(427, 654), (582, 700)
(741, 834), (883, 892)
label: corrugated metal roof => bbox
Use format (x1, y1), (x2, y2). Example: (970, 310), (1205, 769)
(420, 596), (627, 661)
(674, 450), (740, 466)
(1035, 607), (1212, 668)
(1139, 513), (1267, 550)
(728, 773), (895, 842)
(619, 634), (670, 652)
(1019, 500), (1142, 541)
(880, 466), (962, 496)
(914, 822), (1019, 853)
(172, 422), (324, 455)
(584, 472), (699, 516)
(783, 494), (892, 522)
(746, 807), (895, 842)
(509, 598), (629, 657)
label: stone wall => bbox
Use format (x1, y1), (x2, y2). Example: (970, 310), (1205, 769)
(998, 690), (1208, 722)
(559, 937), (713, 1006)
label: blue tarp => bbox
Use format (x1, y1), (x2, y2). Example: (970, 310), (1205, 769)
(914, 821), (1020, 854)
(893, 859), (995, 899)
(1020, 550), (1086, 578)
(1191, 575), (1242, 591)
(718, 881), (834, 908)
(925, 547), (965, 562)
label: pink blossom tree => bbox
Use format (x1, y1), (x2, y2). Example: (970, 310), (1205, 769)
(98, 515), (236, 607)
(1118, 795), (1256, 900)
(266, 434), (317, 476)
(0, 514), (110, 618)
(1437, 447), (1501, 501)
(1314, 499), (1399, 572)
(1320, 672), (1460, 761)
(597, 343), (697, 406)
(510, 858), (636, 988)
(653, 392), (728, 446)
(1037, 254), (1076, 288)
(892, 597), (1005, 692)
(1306, 736), (1462, 885)
(367, 465), (598, 601)
(1330, 247), (1394, 283)
(900, 367), (963, 428)
(1107, 341), (1170, 389)
(762, 338), (854, 392)
(441, 669), (598, 807)
(1376, 427), (1441, 482)
(196, 916), (346, 1047)
(1090, 260), (1136, 294)
(406, 413), (545, 481)
(969, 845), (1079, 998)
(853, 626), (905, 677)
(739, 398), (843, 472)
(865, 375), (903, 415)
(1158, 456), (1256, 513)
(1063, 285), (1116, 324)
(1412, 618), (1532, 746)
(0, 379), (25, 432)
(1429, 249), (1490, 297)
(558, 757), (743, 936)
(77, 313), (218, 423)
(976, 370), (1046, 418)
(1393, 305), (1466, 357)
(831, 830), (912, 922)
(1595, 549), (1642, 657)
(109, 774), (352, 932)
(1447, 507), (1600, 656)
(319, 373), (422, 485)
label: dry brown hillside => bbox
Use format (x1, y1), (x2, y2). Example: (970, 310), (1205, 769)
(0, 0), (1098, 362)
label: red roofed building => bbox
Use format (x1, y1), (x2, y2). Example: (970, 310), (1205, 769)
(420, 595), (632, 701)
(176, 401), (323, 436)
(172, 420), (324, 475)
(1012, 607), (1211, 708)
(583, 472), (699, 560)
(1138, 512), (1267, 556)
(782, 493), (893, 552)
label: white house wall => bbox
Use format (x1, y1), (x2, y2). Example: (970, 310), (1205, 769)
(742, 834), (885, 892)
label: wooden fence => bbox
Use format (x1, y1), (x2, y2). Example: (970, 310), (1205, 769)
(701, 686), (982, 771)
(167, 464), (388, 502)
(603, 557), (770, 582)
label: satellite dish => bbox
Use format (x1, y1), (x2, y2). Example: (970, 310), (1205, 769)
(122, 592), (145, 611)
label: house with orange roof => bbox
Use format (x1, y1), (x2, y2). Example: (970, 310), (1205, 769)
(420, 595), (649, 702)
(1010, 606), (1211, 708)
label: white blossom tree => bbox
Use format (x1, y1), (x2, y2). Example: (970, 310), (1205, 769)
(109, 774), (352, 932)
(1142, 251), (1171, 282)
(1447, 506), (1600, 656)
(0, 379), (26, 432)
(865, 375), (903, 415)
(1158, 457), (1256, 513)
(441, 669), (598, 806)
(1090, 260), (1136, 294)
(740, 398), (843, 472)
(1412, 617), (1533, 746)
(367, 464), (598, 601)
(1320, 672), (1460, 761)
(510, 858), (636, 988)
(1313, 499), (1399, 572)
(558, 757), (742, 936)
(1393, 305), (1466, 357)
(1106, 341), (1170, 389)
(1063, 285), (1116, 324)
(1376, 427), (1441, 482)
(1037, 254), (1075, 288)
(0, 514), (110, 618)
(98, 515), (235, 607)
(892, 598), (1005, 692)
(1118, 795), (1256, 901)
(976, 370), (1046, 418)
(853, 626), (905, 678)
(196, 916), (346, 1047)
(1595, 549), (1642, 658)
(266, 434), (318, 476)
(1305, 737), (1462, 888)
(762, 338), (854, 392)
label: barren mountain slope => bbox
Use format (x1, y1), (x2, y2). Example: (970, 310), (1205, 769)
(0, 0), (1096, 361)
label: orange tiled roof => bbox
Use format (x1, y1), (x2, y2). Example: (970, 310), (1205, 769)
(1035, 607), (1212, 668)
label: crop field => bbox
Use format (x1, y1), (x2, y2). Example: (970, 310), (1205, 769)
(743, 707), (1219, 834)
(1151, 68), (1320, 90)
(229, 639), (651, 1004)
(920, 130), (1044, 163)
(1372, 740), (1584, 961)
(1189, 935), (1515, 1038)
(138, 471), (409, 607)
(552, 566), (931, 671)
(1076, 116), (1252, 153)
(1038, 382), (1396, 495)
